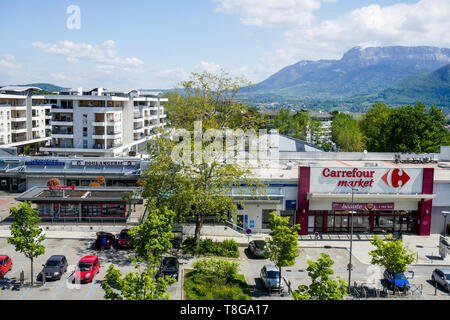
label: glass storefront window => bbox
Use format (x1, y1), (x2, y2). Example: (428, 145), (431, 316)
(59, 203), (79, 217)
(82, 204), (102, 216)
(103, 204), (125, 217)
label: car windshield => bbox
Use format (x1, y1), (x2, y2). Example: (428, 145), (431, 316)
(119, 233), (131, 240)
(45, 260), (60, 267)
(163, 259), (178, 271)
(267, 271), (279, 279)
(445, 274), (450, 281)
(77, 262), (92, 271)
(254, 241), (266, 249)
(0, 260), (3, 266)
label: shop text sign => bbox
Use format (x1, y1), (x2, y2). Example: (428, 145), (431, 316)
(310, 167), (423, 194)
(332, 202), (394, 211)
(71, 160), (137, 166)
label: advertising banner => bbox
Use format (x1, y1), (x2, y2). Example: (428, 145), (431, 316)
(309, 167), (424, 194)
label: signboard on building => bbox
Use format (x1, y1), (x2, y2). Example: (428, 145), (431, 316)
(71, 160), (137, 166)
(25, 159), (65, 166)
(49, 186), (75, 190)
(309, 167), (424, 194)
(332, 203), (394, 211)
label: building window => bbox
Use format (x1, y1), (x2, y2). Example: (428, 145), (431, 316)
(262, 209), (276, 229)
(82, 114), (87, 125)
(102, 204), (125, 217)
(82, 204), (102, 216)
(83, 139), (88, 148)
(83, 127), (87, 137)
(59, 203), (79, 217)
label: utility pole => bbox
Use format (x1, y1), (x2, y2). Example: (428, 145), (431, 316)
(347, 186), (358, 293)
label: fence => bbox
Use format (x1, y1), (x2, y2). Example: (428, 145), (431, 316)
(350, 281), (423, 299)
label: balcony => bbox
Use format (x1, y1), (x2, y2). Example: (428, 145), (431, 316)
(51, 120), (74, 126)
(11, 127), (27, 134)
(11, 116), (27, 122)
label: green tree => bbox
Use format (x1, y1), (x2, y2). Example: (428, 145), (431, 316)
(128, 205), (175, 264)
(292, 253), (348, 300)
(266, 211), (300, 293)
(368, 234), (415, 293)
(8, 201), (45, 286)
(331, 112), (364, 151)
(101, 264), (175, 300)
(164, 70), (266, 131)
(361, 102), (449, 153)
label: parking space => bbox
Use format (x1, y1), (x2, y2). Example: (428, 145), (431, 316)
(1, 238), (450, 300)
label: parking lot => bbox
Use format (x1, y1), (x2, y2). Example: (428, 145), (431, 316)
(1, 237), (450, 300)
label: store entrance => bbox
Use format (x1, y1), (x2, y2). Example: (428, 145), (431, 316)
(310, 210), (419, 234)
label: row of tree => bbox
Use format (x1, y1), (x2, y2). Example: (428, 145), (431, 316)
(331, 102), (450, 152)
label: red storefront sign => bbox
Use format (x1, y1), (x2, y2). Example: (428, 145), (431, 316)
(49, 186), (75, 190)
(332, 202), (395, 211)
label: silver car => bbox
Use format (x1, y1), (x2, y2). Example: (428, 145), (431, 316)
(432, 268), (450, 292)
(260, 265), (284, 292)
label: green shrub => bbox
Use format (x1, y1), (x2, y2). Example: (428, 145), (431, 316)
(192, 258), (239, 282)
(183, 237), (239, 258)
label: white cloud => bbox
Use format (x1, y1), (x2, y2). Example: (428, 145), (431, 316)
(0, 54), (21, 73)
(194, 61), (223, 74)
(32, 40), (144, 72)
(214, 0), (335, 28)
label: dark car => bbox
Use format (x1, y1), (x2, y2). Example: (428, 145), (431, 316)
(157, 257), (180, 281)
(248, 240), (268, 258)
(383, 269), (410, 291)
(94, 232), (116, 250)
(39, 255), (68, 281)
(117, 229), (132, 249)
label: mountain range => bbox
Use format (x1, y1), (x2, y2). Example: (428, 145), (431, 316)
(239, 46), (450, 110)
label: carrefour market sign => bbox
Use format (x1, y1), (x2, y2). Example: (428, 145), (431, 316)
(310, 167), (424, 194)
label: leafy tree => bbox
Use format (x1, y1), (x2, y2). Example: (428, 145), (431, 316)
(331, 112), (364, 151)
(101, 264), (175, 300)
(102, 205), (176, 300)
(8, 201), (45, 286)
(368, 234), (415, 292)
(266, 211), (300, 293)
(164, 70), (267, 131)
(292, 253), (348, 300)
(46, 178), (61, 186)
(128, 205), (175, 264)
(361, 102), (449, 153)
(141, 71), (265, 246)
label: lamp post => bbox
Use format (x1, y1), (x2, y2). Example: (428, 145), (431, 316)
(347, 187), (358, 293)
(443, 211), (450, 237)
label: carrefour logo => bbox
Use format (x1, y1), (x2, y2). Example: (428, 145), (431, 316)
(381, 168), (410, 188)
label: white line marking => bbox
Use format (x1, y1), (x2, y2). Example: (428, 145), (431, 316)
(17, 287), (31, 300)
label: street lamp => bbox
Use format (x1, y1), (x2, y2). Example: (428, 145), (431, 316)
(443, 211), (450, 237)
(347, 187), (358, 293)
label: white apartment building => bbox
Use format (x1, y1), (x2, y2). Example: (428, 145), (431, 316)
(0, 86), (52, 153)
(39, 87), (167, 157)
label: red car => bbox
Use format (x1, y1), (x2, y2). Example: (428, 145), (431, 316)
(117, 229), (132, 249)
(0, 255), (12, 278)
(73, 256), (100, 283)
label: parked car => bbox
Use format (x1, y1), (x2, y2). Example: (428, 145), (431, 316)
(157, 257), (180, 281)
(39, 255), (68, 281)
(73, 255), (100, 283)
(248, 240), (268, 258)
(431, 268), (450, 292)
(0, 255), (12, 279)
(116, 229), (132, 249)
(383, 269), (410, 290)
(94, 232), (116, 250)
(260, 265), (283, 292)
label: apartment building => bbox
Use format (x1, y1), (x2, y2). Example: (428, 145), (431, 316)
(39, 87), (167, 157)
(0, 86), (52, 153)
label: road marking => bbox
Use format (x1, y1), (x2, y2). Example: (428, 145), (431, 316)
(84, 267), (103, 300)
(17, 287), (31, 300)
(51, 274), (72, 300)
(60, 239), (71, 252)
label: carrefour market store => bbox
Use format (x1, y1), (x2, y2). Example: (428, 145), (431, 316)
(296, 166), (435, 236)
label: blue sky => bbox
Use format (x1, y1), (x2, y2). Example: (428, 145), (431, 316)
(0, 0), (448, 89)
